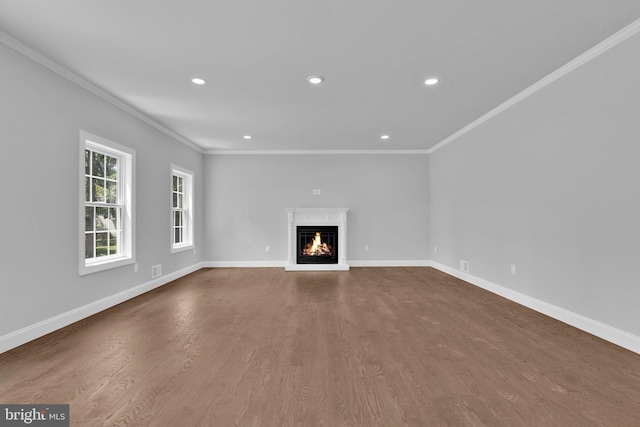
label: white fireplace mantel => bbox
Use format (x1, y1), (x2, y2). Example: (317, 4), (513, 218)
(285, 208), (349, 271)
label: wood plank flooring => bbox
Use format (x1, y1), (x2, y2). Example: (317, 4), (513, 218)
(1, 267), (640, 426)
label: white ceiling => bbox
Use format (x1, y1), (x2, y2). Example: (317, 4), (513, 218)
(1, 1), (640, 152)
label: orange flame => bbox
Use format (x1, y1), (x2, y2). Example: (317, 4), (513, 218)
(303, 232), (333, 256)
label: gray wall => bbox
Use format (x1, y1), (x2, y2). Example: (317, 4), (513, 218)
(4, 23), (639, 352)
(0, 42), (204, 337)
(430, 32), (640, 336)
(204, 154), (430, 263)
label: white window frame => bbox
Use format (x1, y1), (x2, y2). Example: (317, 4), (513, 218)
(79, 131), (135, 275)
(170, 165), (194, 254)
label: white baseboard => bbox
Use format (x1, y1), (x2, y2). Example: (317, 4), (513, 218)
(203, 260), (431, 268)
(285, 264), (350, 271)
(349, 260), (431, 267)
(5, 260), (637, 357)
(0, 262), (205, 355)
(202, 261), (286, 268)
(429, 261), (640, 355)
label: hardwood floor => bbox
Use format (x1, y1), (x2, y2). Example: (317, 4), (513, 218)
(1, 267), (639, 426)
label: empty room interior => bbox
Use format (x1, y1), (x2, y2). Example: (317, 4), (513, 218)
(1, 1), (640, 426)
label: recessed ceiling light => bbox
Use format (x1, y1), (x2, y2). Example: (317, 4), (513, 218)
(307, 75), (325, 85)
(380, 135), (390, 140)
(243, 135), (252, 140)
(191, 78), (206, 85)
(424, 78), (439, 86)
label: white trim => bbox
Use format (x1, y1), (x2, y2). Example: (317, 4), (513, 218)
(0, 30), (203, 155)
(427, 17), (640, 155)
(80, 131), (136, 276)
(285, 208), (349, 271)
(286, 264), (350, 271)
(202, 261), (286, 268)
(429, 261), (640, 355)
(171, 244), (195, 254)
(0, 262), (205, 355)
(5, 260), (638, 356)
(4, 17), (640, 158)
(170, 164), (195, 254)
(202, 260), (432, 268)
(205, 150), (430, 155)
(349, 260), (432, 267)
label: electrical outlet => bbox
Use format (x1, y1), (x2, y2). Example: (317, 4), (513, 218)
(434, 246), (438, 254)
(364, 245), (369, 252)
(265, 246), (270, 252)
(460, 260), (469, 273)
(511, 264), (517, 275)
(134, 263), (138, 272)
(312, 189), (322, 195)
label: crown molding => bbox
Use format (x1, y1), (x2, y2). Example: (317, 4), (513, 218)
(427, 17), (640, 155)
(205, 149), (430, 155)
(6, 14), (639, 158)
(0, 30), (204, 154)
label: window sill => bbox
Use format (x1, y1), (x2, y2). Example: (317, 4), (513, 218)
(80, 256), (134, 276)
(171, 244), (194, 254)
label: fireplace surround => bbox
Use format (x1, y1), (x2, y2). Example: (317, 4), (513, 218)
(286, 208), (349, 271)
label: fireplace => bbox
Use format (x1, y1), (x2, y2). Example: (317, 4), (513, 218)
(286, 208), (349, 271)
(297, 226), (338, 264)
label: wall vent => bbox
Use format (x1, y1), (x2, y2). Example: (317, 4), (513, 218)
(151, 264), (162, 279)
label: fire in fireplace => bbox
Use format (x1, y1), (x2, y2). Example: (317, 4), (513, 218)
(297, 226), (338, 264)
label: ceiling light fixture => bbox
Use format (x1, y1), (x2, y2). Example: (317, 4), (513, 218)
(424, 78), (439, 86)
(380, 135), (390, 140)
(243, 135), (252, 140)
(191, 78), (206, 85)
(307, 75), (325, 85)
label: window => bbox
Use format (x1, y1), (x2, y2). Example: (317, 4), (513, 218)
(171, 165), (194, 253)
(80, 132), (135, 275)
